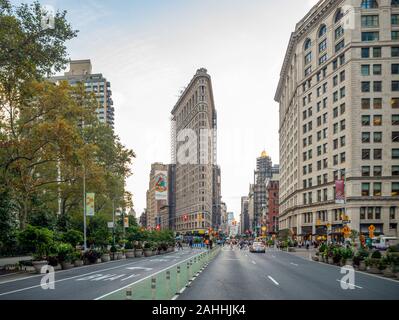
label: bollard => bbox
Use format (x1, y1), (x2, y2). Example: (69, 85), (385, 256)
(189, 260), (193, 279)
(186, 262), (190, 287)
(151, 277), (156, 300)
(176, 265), (181, 294)
(166, 270), (171, 298)
(126, 287), (132, 300)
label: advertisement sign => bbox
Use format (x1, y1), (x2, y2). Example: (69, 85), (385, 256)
(154, 171), (168, 201)
(124, 217), (129, 228)
(86, 193), (95, 216)
(335, 180), (345, 204)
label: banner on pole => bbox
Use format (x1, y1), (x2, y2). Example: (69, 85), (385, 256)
(86, 193), (95, 216)
(335, 180), (345, 204)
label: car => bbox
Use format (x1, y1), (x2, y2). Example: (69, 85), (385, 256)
(371, 236), (399, 250)
(250, 241), (266, 253)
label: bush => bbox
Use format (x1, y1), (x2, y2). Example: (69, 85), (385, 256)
(387, 244), (399, 253)
(318, 243), (327, 254)
(144, 242), (153, 250)
(61, 230), (83, 247)
(371, 250), (382, 259)
(55, 242), (74, 263)
(17, 225), (54, 260)
(125, 242), (133, 250)
(83, 250), (102, 264)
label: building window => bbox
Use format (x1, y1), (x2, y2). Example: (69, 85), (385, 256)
(362, 132), (371, 143)
(304, 38), (312, 51)
(361, 65), (370, 76)
(362, 98), (371, 109)
(390, 207), (396, 220)
(373, 64), (382, 75)
(393, 81), (399, 91)
(361, 0), (378, 8)
(393, 114), (399, 125)
(393, 149), (399, 159)
(375, 207), (381, 220)
(373, 183), (382, 196)
(362, 115), (370, 126)
(319, 54), (328, 65)
(361, 15), (379, 27)
(362, 47), (370, 58)
(360, 207), (366, 220)
(305, 52), (312, 65)
(373, 115), (382, 126)
(335, 25), (344, 40)
(319, 24), (327, 38)
(374, 166), (382, 177)
(393, 166), (399, 176)
(373, 81), (382, 92)
(362, 32), (379, 41)
(362, 183), (370, 196)
(362, 166), (371, 177)
(392, 98), (399, 109)
(374, 98), (382, 109)
(393, 131), (399, 142)
(374, 149), (382, 160)
(373, 47), (381, 57)
(393, 31), (399, 41)
(368, 207), (374, 219)
(393, 64), (399, 75)
(392, 183), (399, 196)
(374, 132), (382, 143)
(362, 81), (370, 92)
(392, 47), (399, 57)
(335, 8), (344, 23)
(362, 149), (371, 160)
(319, 39), (327, 53)
(335, 40), (345, 53)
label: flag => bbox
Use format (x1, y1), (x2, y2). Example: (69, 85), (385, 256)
(86, 193), (95, 216)
(335, 180), (345, 204)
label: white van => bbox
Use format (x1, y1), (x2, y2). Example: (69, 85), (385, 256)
(371, 236), (399, 250)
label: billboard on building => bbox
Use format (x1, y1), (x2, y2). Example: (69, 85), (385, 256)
(154, 170), (168, 201)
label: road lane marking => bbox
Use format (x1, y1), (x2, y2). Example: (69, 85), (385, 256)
(336, 279), (363, 289)
(126, 267), (153, 271)
(272, 255), (276, 258)
(121, 274), (140, 281)
(94, 251), (205, 300)
(267, 276), (279, 286)
(251, 260), (256, 265)
(104, 274), (126, 281)
(290, 262), (299, 266)
(0, 251), (200, 297)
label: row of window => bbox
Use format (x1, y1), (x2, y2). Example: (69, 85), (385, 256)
(361, 98), (399, 109)
(362, 182), (399, 196)
(361, 14), (399, 28)
(362, 165), (399, 176)
(361, 64), (399, 76)
(361, 114), (399, 126)
(361, 81), (399, 92)
(361, 46), (399, 58)
(362, 131), (399, 143)
(362, 148), (399, 159)
(362, 31), (399, 41)
(360, 207), (397, 221)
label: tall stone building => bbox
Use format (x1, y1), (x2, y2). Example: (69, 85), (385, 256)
(49, 60), (115, 129)
(171, 68), (218, 234)
(240, 196), (250, 234)
(275, 0), (399, 241)
(212, 165), (222, 230)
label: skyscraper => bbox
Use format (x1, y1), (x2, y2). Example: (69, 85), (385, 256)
(49, 60), (115, 129)
(171, 68), (217, 234)
(275, 0), (399, 241)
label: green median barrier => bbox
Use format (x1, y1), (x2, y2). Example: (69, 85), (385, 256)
(101, 249), (220, 300)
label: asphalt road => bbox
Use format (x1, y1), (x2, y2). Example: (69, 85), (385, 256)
(178, 246), (399, 300)
(0, 249), (201, 300)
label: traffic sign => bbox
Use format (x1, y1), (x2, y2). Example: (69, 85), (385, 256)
(368, 225), (375, 232)
(342, 225), (351, 236)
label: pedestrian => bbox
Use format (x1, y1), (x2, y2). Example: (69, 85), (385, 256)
(177, 241), (183, 251)
(189, 237), (193, 249)
(209, 239), (213, 250)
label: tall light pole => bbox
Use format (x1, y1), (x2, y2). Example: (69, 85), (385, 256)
(83, 164), (87, 251)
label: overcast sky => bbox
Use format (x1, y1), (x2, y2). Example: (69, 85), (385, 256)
(14, 0), (319, 220)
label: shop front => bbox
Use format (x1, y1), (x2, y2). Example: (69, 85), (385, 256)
(300, 226), (313, 242)
(360, 223), (383, 236)
(330, 224), (344, 243)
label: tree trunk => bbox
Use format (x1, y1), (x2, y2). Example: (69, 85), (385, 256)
(19, 198), (29, 229)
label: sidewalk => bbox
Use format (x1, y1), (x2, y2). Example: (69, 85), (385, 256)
(278, 247), (317, 261)
(0, 256), (32, 268)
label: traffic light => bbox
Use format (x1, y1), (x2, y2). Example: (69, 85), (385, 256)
(156, 225), (161, 231)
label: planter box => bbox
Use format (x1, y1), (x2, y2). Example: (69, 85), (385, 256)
(125, 250), (135, 259)
(359, 261), (366, 271)
(367, 266), (381, 274)
(110, 253), (118, 260)
(96, 258), (102, 264)
(32, 261), (48, 274)
(383, 268), (396, 278)
(116, 253), (124, 260)
(101, 254), (111, 262)
(311, 255), (319, 262)
(74, 260), (84, 267)
(328, 257), (334, 264)
(344, 259), (353, 267)
(144, 250), (153, 257)
(61, 262), (74, 270)
(134, 249), (143, 257)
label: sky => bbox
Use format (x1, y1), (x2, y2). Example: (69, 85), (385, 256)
(12, 0), (320, 220)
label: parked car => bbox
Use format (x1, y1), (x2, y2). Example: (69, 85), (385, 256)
(372, 236), (399, 250)
(250, 241), (266, 253)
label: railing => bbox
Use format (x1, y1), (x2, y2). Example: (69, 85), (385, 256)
(100, 246), (220, 300)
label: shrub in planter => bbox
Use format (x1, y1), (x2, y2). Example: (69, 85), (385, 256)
(125, 242), (135, 258)
(18, 225), (54, 273)
(134, 242), (143, 257)
(72, 250), (84, 267)
(109, 245), (118, 260)
(341, 248), (354, 266)
(55, 242), (75, 270)
(144, 242), (153, 257)
(365, 257), (381, 274)
(332, 247), (342, 265)
(61, 230), (84, 248)
(83, 249), (102, 264)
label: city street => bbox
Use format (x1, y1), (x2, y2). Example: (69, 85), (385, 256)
(0, 250), (201, 300)
(178, 247), (399, 300)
